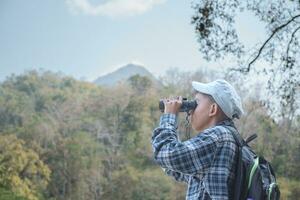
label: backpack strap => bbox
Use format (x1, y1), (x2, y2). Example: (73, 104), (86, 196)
(226, 125), (257, 146)
(225, 125), (248, 200)
(245, 133), (258, 144)
(225, 125), (246, 147)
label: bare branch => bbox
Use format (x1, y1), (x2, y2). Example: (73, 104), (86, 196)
(246, 14), (300, 72)
(286, 26), (300, 57)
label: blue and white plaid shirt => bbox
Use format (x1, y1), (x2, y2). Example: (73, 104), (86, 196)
(152, 114), (238, 200)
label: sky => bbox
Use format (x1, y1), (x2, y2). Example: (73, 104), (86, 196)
(0, 0), (265, 82)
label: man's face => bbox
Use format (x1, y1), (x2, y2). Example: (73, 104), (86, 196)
(191, 93), (213, 132)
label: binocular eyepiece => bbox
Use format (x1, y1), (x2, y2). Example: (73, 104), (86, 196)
(159, 98), (197, 113)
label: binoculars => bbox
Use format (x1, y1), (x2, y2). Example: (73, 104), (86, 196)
(159, 98), (198, 113)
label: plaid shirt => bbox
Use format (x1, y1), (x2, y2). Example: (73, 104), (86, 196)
(151, 114), (238, 200)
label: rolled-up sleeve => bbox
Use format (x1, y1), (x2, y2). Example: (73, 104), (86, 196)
(151, 114), (219, 175)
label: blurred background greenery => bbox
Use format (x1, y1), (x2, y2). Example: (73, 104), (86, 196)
(0, 69), (299, 200)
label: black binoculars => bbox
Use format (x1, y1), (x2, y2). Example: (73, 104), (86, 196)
(159, 98), (198, 113)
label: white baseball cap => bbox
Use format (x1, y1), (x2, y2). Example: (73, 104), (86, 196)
(192, 79), (244, 119)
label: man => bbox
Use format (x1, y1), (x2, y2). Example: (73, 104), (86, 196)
(151, 79), (244, 200)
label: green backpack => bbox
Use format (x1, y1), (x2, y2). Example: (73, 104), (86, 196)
(227, 126), (280, 200)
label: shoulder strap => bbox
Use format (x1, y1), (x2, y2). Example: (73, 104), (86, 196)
(225, 125), (248, 200)
(225, 125), (246, 147)
(226, 125), (260, 200)
(226, 125), (257, 146)
(245, 134), (258, 144)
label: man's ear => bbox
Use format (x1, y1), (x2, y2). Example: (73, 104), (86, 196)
(208, 103), (218, 117)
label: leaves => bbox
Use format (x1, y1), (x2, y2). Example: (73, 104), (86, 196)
(0, 135), (50, 200)
(192, 0), (300, 119)
(0, 69), (299, 199)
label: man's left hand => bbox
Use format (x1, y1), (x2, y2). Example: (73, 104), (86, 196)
(163, 96), (183, 114)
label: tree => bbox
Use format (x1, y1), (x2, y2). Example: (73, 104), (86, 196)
(102, 166), (175, 200)
(2, 69), (298, 198)
(45, 132), (105, 200)
(0, 135), (50, 200)
(127, 75), (152, 95)
(0, 188), (28, 200)
(191, 0), (300, 120)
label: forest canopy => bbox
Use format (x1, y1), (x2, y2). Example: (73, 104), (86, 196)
(0, 70), (299, 199)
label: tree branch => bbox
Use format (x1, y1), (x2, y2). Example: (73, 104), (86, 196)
(286, 26), (300, 58)
(245, 14), (300, 72)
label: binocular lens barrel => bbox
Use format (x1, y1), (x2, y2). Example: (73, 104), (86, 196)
(159, 99), (197, 113)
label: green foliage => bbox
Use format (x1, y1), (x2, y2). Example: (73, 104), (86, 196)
(103, 166), (174, 200)
(128, 74), (152, 94)
(0, 69), (298, 199)
(0, 135), (50, 200)
(277, 177), (300, 200)
(45, 132), (105, 200)
(0, 188), (28, 200)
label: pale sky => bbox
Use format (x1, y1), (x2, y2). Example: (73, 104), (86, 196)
(0, 0), (266, 82)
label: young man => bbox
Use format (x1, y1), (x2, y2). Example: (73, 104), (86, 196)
(151, 79), (244, 200)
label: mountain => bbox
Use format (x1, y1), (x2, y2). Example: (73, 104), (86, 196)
(93, 63), (159, 86)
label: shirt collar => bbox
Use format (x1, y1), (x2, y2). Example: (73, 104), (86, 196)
(216, 119), (235, 127)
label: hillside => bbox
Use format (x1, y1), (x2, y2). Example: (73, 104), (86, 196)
(93, 63), (159, 86)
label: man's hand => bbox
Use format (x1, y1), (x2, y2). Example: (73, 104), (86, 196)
(163, 96), (183, 114)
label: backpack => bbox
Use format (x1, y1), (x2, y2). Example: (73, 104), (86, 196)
(227, 126), (280, 200)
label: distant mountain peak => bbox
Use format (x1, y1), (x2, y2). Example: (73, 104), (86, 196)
(113, 63), (147, 73)
(93, 63), (158, 86)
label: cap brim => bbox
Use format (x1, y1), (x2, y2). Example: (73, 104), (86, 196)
(192, 81), (212, 96)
